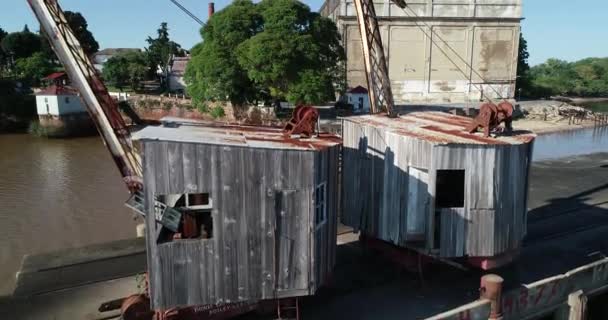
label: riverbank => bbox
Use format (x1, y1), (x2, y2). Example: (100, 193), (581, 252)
(514, 99), (607, 135)
(553, 96), (608, 105)
(0, 94), (36, 133)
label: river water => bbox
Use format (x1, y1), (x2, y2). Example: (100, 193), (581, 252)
(0, 134), (138, 296)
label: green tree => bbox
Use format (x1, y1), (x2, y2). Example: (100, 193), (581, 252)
(515, 33), (531, 96)
(103, 51), (149, 91)
(14, 52), (53, 86)
(185, 0), (261, 106)
(527, 57), (608, 98)
(64, 11), (99, 55)
(185, 0), (345, 106)
(146, 23), (184, 85)
(1, 26), (42, 60)
(0, 27), (7, 73)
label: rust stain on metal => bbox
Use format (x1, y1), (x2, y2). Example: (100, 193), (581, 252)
(393, 128), (453, 144)
(283, 105), (320, 138)
(411, 112), (472, 128)
(466, 102), (514, 138)
(423, 125), (509, 145)
(345, 111), (535, 146)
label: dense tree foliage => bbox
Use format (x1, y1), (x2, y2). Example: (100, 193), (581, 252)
(146, 23), (184, 83)
(0, 11), (100, 85)
(14, 52), (54, 86)
(525, 57), (608, 97)
(102, 51), (149, 91)
(1, 25), (42, 60)
(515, 33), (531, 96)
(64, 11), (100, 55)
(0, 28), (7, 71)
(185, 0), (345, 106)
(185, 0), (260, 106)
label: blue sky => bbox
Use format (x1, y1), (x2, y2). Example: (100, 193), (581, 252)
(1, 0), (606, 65)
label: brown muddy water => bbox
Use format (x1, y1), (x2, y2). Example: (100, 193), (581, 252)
(0, 134), (139, 296)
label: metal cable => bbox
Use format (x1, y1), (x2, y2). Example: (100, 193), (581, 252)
(169, 0), (205, 26)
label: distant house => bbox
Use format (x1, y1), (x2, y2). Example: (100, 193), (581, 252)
(92, 48), (141, 72)
(346, 86), (370, 114)
(168, 56), (190, 93)
(35, 74), (95, 137)
(36, 85), (84, 116)
(42, 72), (69, 86)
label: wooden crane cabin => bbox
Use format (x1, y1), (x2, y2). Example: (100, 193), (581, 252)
(341, 111), (536, 266)
(132, 118), (341, 309)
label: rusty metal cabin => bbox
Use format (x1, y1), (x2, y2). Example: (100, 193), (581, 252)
(132, 118), (341, 309)
(341, 112), (535, 259)
(321, 0), (523, 104)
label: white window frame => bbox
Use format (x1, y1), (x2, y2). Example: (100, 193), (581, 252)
(315, 182), (327, 230)
(178, 193), (213, 210)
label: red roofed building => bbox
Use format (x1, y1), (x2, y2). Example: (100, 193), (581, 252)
(42, 72), (69, 86)
(35, 73), (95, 137)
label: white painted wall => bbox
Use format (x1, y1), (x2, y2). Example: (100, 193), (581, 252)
(36, 95), (86, 116)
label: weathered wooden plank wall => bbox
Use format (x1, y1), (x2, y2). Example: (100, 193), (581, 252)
(142, 140), (340, 309)
(341, 119), (534, 258)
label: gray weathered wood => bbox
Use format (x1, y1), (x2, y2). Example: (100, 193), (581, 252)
(138, 131), (340, 309)
(341, 115), (534, 259)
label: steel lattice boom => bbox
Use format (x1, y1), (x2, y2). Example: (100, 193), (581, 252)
(352, 0), (397, 117)
(27, 0), (143, 191)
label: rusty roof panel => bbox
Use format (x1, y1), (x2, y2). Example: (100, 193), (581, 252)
(133, 117), (341, 151)
(343, 112), (536, 146)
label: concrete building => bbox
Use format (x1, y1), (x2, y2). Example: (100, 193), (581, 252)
(321, 0), (522, 104)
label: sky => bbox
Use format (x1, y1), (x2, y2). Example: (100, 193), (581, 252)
(1, 0), (606, 65)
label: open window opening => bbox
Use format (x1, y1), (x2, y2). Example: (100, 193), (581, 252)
(435, 170), (465, 208)
(433, 170), (465, 250)
(157, 193), (213, 241)
(315, 183), (327, 228)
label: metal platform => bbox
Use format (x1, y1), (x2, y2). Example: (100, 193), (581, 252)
(3, 153), (608, 320)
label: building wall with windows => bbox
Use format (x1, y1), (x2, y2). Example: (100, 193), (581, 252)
(321, 0), (523, 104)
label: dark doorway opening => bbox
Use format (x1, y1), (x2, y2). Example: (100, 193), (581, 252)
(433, 170), (466, 249)
(435, 170), (465, 208)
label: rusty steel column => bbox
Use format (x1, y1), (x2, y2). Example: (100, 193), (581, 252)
(480, 274), (504, 320)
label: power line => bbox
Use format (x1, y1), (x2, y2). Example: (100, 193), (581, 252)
(169, 0), (205, 26)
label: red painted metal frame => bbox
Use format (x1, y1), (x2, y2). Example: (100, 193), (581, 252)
(283, 105), (320, 138)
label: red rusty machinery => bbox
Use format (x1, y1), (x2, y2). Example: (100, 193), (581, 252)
(99, 273), (298, 320)
(283, 105), (320, 138)
(466, 101), (514, 138)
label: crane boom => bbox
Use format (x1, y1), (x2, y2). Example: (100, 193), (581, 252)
(352, 0), (400, 117)
(27, 0), (142, 190)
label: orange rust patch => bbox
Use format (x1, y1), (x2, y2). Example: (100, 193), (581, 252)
(423, 125), (509, 145)
(411, 113), (472, 129)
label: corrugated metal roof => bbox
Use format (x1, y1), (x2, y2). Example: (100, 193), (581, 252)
(133, 117), (342, 151)
(343, 112), (536, 145)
